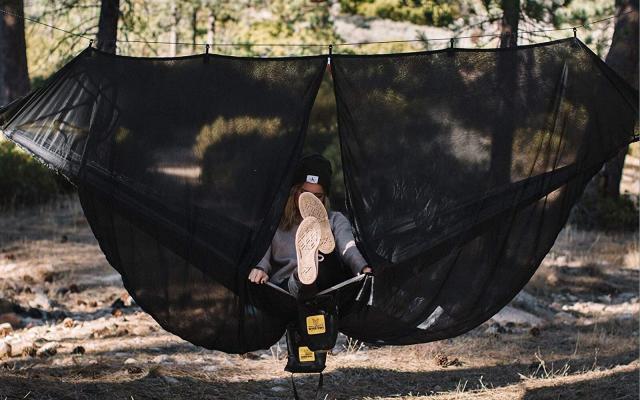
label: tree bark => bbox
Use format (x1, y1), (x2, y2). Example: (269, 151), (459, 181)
(602, 0), (639, 197)
(169, 1), (179, 57)
(0, 0), (30, 106)
(489, 1), (520, 186)
(499, 0), (520, 48)
(191, 6), (198, 52)
(96, 0), (119, 54)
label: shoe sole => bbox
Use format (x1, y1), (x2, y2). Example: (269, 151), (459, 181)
(298, 192), (335, 254)
(296, 216), (321, 285)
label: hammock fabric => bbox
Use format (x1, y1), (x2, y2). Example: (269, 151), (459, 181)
(0, 38), (636, 353)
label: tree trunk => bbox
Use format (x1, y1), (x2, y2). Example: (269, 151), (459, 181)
(169, 1), (179, 57)
(602, 0), (639, 198)
(96, 0), (119, 54)
(489, 1), (520, 186)
(0, 0), (30, 106)
(499, 0), (520, 48)
(191, 6), (198, 53)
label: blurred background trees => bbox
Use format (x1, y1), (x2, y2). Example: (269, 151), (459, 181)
(0, 0), (637, 230)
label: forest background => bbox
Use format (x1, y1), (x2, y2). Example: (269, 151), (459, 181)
(0, 0), (637, 231)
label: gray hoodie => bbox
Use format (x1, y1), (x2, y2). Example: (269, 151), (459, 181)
(256, 211), (368, 284)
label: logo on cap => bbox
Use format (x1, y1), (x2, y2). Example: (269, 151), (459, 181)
(306, 175), (319, 184)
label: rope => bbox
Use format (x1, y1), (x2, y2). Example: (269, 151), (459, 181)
(0, 7), (635, 49)
(0, 7), (92, 40)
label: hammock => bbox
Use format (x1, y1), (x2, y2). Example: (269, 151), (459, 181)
(0, 38), (636, 353)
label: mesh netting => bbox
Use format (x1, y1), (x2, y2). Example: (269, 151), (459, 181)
(332, 38), (637, 343)
(2, 48), (326, 352)
(1, 38), (636, 351)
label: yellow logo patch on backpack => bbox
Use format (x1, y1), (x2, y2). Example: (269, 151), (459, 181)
(306, 314), (326, 335)
(298, 346), (315, 362)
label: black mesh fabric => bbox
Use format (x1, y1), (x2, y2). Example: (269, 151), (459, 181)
(0, 38), (637, 352)
(1, 47), (327, 352)
(331, 38), (637, 343)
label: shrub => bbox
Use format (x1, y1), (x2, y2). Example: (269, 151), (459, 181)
(340, 0), (459, 27)
(0, 139), (74, 208)
(571, 190), (639, 232)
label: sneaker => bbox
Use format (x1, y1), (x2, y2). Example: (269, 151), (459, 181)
(296, 216), (322, 285)
(298, 192), (335, 254)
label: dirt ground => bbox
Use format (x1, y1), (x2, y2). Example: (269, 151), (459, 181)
(0, 196), (637, 400)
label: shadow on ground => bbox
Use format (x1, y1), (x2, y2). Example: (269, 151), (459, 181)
(1, 350), (637, 399)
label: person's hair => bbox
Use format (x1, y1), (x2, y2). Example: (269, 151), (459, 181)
(279, 183), (330, 231)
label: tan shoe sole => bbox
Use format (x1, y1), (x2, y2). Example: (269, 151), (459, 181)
(296, 216), (321, 285)
(298, 192), (335, 254)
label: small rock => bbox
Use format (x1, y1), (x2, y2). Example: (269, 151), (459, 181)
(77, 299), (87, 306)
(71, 346), (85, 355)
(22, 275), (35, 285)
(271, 386), (287, 392)
(8, 341), (35, 357)
(69, 284), (80, 294)
(0, 341), (11, 358)
(36, 342), (59, 358)
(491, 306), (543, 327)
(434, 385), (442, 391)
(62, 318), (74, 328)
(124, 358), (137, 365)
(29, 291), (51, 311)
(112, 308), (123, 318)
(56, 287), (69, 296)
(202, 365), (218, 372)
(0, 323), (12, 336)
(529, 327), (541, 337)
(89, 301), (98, 308)
(152, 354), (170, 363)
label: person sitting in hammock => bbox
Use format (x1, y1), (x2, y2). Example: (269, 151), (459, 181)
(248, 154), (372, 298)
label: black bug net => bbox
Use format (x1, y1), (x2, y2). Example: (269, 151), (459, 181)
(1, 48), (327, 352)
(331, 38), (637, 343)
(0, 38), (636, 352)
